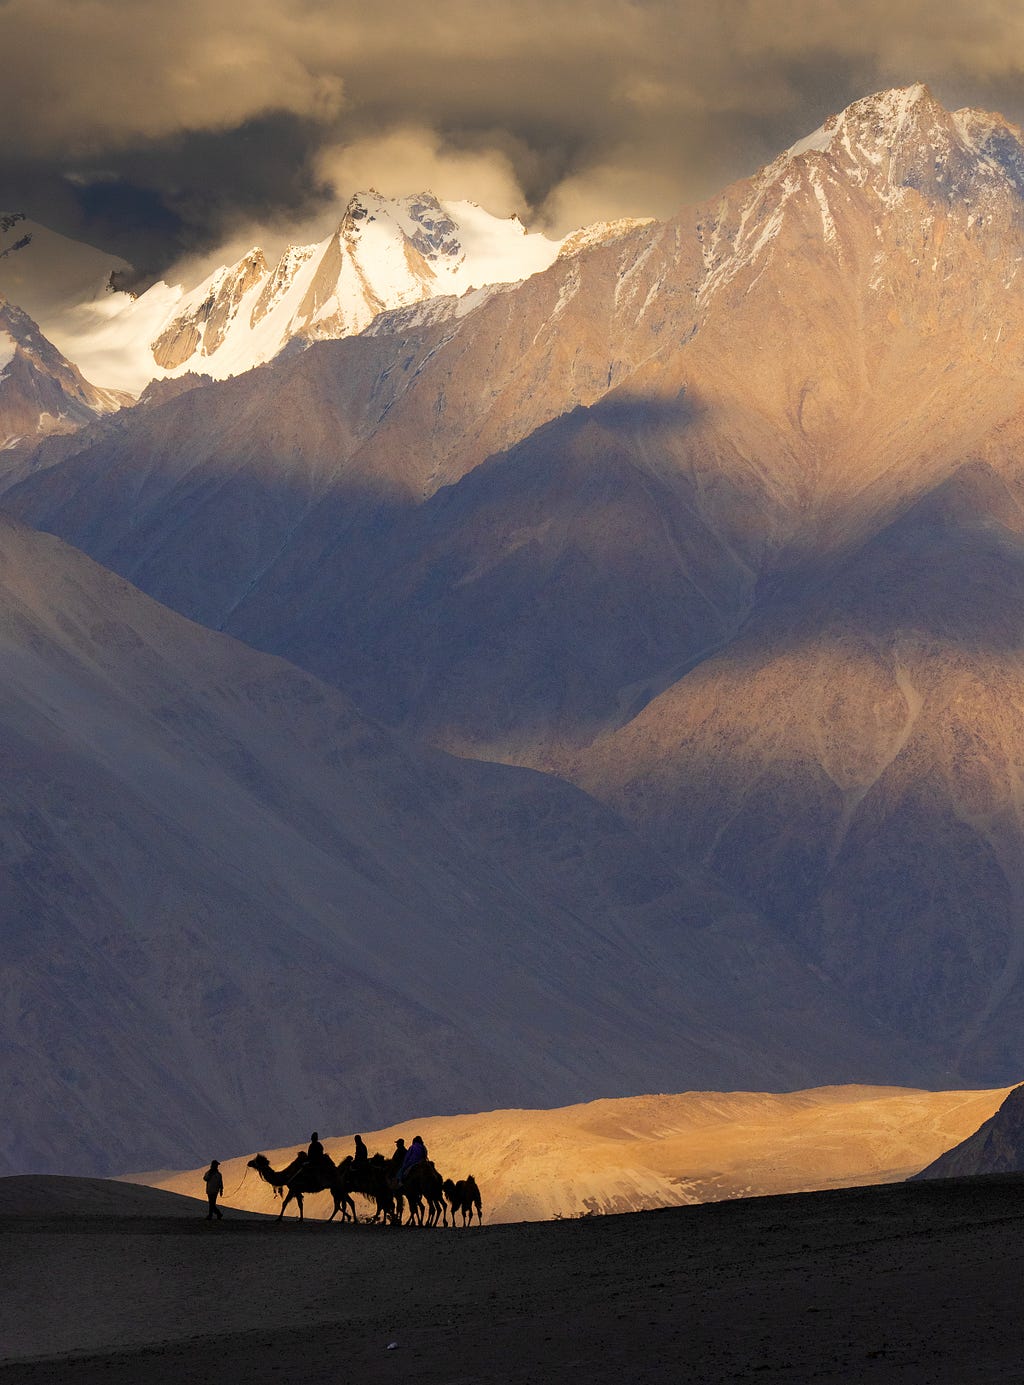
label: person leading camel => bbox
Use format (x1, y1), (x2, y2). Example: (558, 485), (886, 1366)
(203, 1160), (224, 1220)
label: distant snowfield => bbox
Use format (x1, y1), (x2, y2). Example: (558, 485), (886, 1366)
(133, 1083), (1013, 1224)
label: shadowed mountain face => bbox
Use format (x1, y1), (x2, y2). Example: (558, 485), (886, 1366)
(574, 466), (1024, 1075)
(0, 512), (913, 1177)
(913, 1084), (1024, 1179)
(8, 85), (1024, 1098)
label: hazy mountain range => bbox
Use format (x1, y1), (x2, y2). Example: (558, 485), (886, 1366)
(3, 83), (1024, 1175)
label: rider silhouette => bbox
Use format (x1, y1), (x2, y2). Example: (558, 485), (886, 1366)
(306, 1131), (327, 1173)
(397, 1135), (427, 1184)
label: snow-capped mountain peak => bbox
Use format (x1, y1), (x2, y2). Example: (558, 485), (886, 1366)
(696, 84), (1024, 308)
(21, 192), (569, 394)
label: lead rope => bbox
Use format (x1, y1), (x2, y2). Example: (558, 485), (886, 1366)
(222, 1162), (251, 1201)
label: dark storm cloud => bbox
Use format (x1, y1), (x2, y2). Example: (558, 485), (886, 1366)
(0, 113), (333, 282)
(6, 0), (1024, 271)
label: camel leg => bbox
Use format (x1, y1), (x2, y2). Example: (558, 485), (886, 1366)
(281, 1189), (303, 1220)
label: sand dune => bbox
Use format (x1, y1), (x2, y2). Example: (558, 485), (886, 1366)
(134, 1083), (1013, 1223)
(0, 1175), (214, 1218)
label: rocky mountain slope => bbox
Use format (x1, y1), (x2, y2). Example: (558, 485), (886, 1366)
(140, 1084), (1012, 1224)
(913, 1084), (1024, 1179)
(0, 296), (126, 459)
(570, 465), (1024, 1077)
(0, 511), (908, 1178)
(9, 84), (1024, 1093)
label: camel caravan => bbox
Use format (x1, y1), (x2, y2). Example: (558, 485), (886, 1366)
(247, 1131), (483, 1226)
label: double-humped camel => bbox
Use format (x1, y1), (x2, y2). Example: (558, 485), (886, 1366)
(335, 1153), (398, 1224)
(400, 1159), (447, 1226)
(443, 1174), (483, 1225)
(247, 1151), (356, 1222)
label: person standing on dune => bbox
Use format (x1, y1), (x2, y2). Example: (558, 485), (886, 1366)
(203, 1160), (224, 1220)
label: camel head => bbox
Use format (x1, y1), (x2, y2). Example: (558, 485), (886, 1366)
(247, 1154), (267, 1171)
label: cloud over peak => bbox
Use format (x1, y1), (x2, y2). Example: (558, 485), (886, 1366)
(7, 0), (1024, 271)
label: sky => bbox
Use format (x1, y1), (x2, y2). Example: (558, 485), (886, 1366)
(6, 0), (1024, 282)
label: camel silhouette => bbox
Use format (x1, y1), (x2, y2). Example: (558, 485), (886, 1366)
(247, 1151), (356, 1222)
(335, 1153), (398, 1224)
(443, 1174), (483, 1225)
(400, 1159), (447, 1226)
(246, 1148), (479, 1229)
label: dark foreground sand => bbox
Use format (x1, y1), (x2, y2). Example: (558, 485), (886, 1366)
(1, 1175), (1023, 1383)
